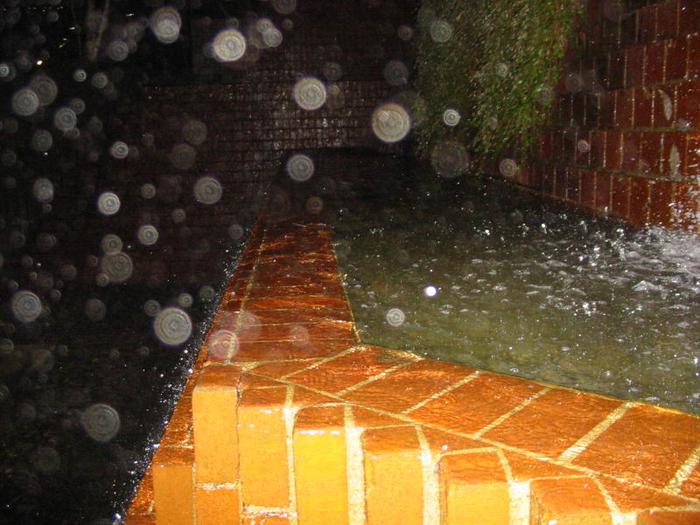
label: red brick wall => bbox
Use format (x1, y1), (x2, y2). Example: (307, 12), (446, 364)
(510, 0), (700, 232)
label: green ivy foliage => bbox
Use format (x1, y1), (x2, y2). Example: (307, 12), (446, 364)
(414, 0), (581, 167)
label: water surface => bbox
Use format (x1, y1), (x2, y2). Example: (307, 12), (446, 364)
(328, 166), (700, 414)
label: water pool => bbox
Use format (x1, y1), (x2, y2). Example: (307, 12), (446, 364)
(325, 162), (700, 415)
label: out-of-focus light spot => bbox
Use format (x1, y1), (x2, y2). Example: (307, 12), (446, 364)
(371, 102), (411, 143)
(442, 108), (460, 127)
(193, 176), (223, 204)
(100, 234), (123, 254)
(498, 158), (519, 179)
(143, 299), (161, 317)
(177, 293), (193, 308)
(11, 290), (43, 322)
(97, 192), (120, 216)
(140, 183), (156, 199)
(228, 223), (244, 240)
(306, 196), (324, 214)
(100, 252), (133, 283)
(430, 19), (453, 43)
(53, 107), (77, 131)
(81, 403), (120, 442)
(110, 141), (129, 159)
(272, 0), (297, 15)
(169, 143), (196, 170)
(212, 28), (246, 62)
(383, 60), (409, 86)
(293, 77), (327, 111)
(397, 25), (414, 41)
(84, 298), (107, 321)
(431, 140), (470, 178)
(150, 6), (182, 44)
(208, 329), (238, 360)
(385, 307), (406, 327)
(286, 153), (315, 182)
(182, 118), (207, 145)
(33, 178), (54, 203)
(11, 88), (40, 116)
(323, 62), (343, 82)
(153, 307), (192, 346)
(137, 224), (159, 246)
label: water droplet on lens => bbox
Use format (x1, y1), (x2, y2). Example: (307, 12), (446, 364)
(97, 192), (121, 215)
(84, 298), (107, 321)
(385, 307), (406, 327)
(107, 39), (129, 61)
(33, 178), (54, 203)
(73, 69), (87, 82)
(293, 77), (327, 111)
(199, 285), (215, 302)
(430, 19), (453, 43)
(100, 252), (133, 283)
(140, 183), (156, 199)
(431, 140), (469, 178)
(12, 88), (40, 116)
(81, 403), (120, 442)
(137, 224), (159, 246)
(442, 108), (460, 127)
(383, 60), (409, 86)
(110, 141), (129, 159)
(272, 0), (297, 15)
(151, 6), (182, 44)
(29, 73), (58, 106)
(228, 223), (244, 240)
(11, 290), (43, 323)
(212, 28), (247, 62)
(208, 329), (238, 360)
(193, 176), (222, 205)
(143, 299), (161, 317)
(153, 307), (192, 346)
(397, 25), (414, 41)
(322, 62), (343, 82)
(31, 129), (53, 152)
(306, 195), (324, 214)
(371, 102), (411, 143)
(498, 158), (519, 179)
(182, 119), (207, 146)
(53, 107), (77, 132)
(169, 143), (196, 170)
(286, 154), (315, 182)
(177, 293), (193, 308)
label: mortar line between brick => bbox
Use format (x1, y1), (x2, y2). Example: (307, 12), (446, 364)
(243, 504), (290, 515)
(279, 345), (361, 380)
(473, 387), (551, 439)
(557, 402), (633, 463)
(592, 474), (623, 515)
(283, 384), (299, 525)
(415, 426), (440, 525)
(336, 360), (415, 396)
(666, 442), (700, 494)
(344, 406), (366, 525)
(247, 372), (700, 505)
(402, 371), (481, 414)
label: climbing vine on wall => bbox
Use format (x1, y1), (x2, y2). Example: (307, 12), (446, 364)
(414, 0), (581, 167)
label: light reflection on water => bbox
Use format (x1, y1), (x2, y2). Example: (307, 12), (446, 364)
(332, 177), (700, 415)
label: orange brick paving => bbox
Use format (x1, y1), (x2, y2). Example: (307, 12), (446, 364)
(126, 216), (700, 524)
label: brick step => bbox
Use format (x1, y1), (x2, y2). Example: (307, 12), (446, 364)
(125, 216), (700, 525)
